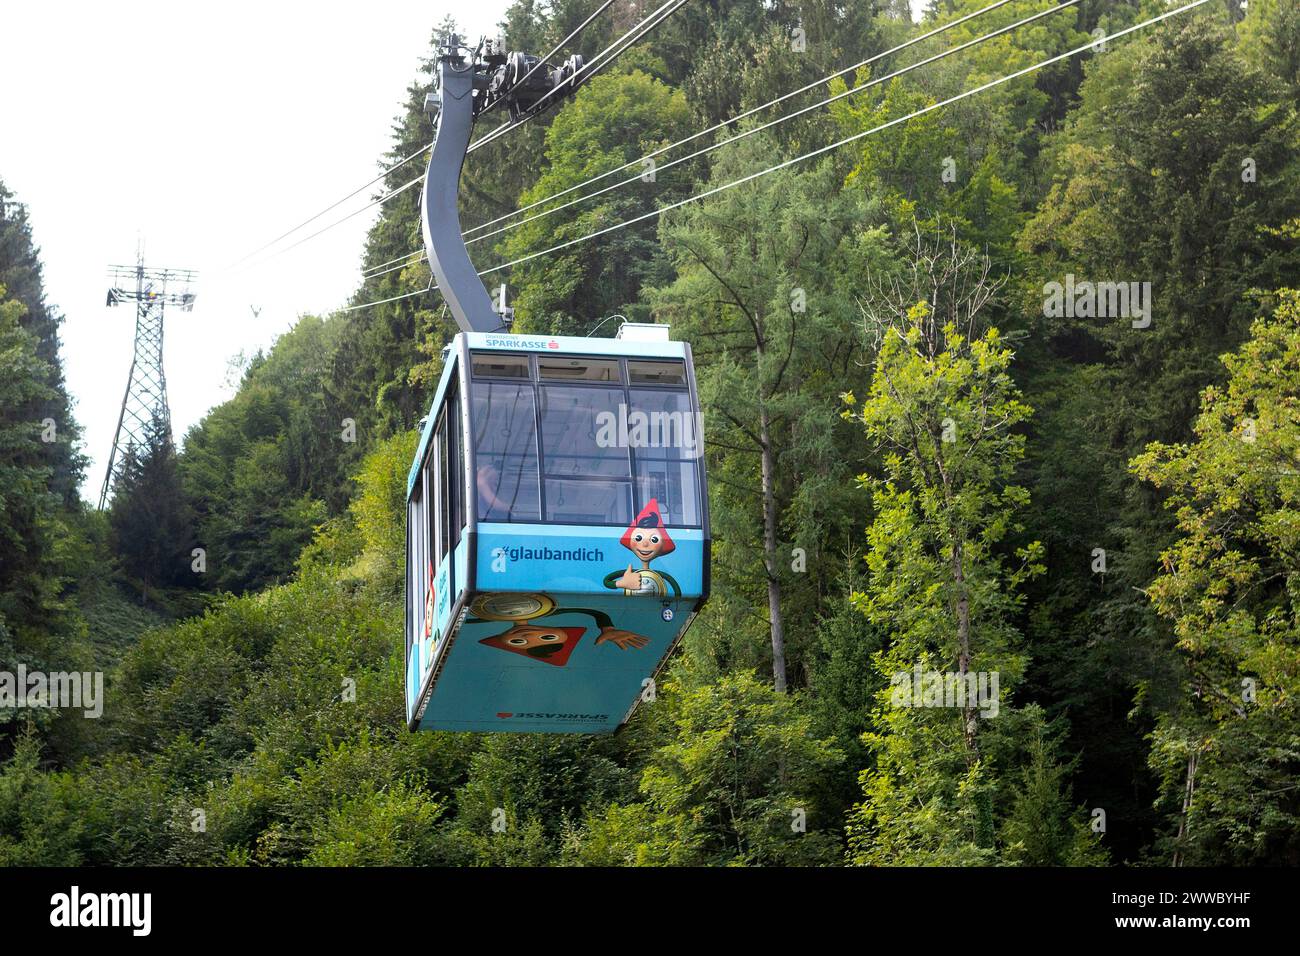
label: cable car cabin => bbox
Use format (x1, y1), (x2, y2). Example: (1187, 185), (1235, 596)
(405, 325), (709, 733)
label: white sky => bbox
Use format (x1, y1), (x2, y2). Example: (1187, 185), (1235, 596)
(1, 0), (513, 502)
(2, 1), (924, 503)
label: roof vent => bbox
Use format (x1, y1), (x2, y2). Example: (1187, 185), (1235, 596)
(615, 321), (671, 342)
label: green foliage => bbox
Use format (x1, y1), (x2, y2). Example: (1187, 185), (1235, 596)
(179, 317), (343, 595)
(0, 730), (82, 865)
(303, 779), (447, 866)
(504, 69), (693, 333)
(805, 552), (885, 804)
(999, 713), (1108, 866)
(0, 281), (90, 745)
(1020, 16), (1299, 419)
(1238, 0), (1300, 91)
(5, 1), (1297, 869)
(348, 430), (419, 590)
(572, 672), (843, 866)
(449, 734), (637, 865)
(0, 185), (84, 503)
(0, 284), (61, 628)
(1132, 289), (1300, 864)
(844, 256), (1041, 686)
(73, 573), (165, 670)
(1013, 13), (1300, 856)
(840, 243), (1106, 865)
(652, 140), (872, 690)
(0, 730), (201, 866)
(829, 0), (1088, 263)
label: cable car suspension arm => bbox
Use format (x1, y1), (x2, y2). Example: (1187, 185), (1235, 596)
(421, 34), (582, 334)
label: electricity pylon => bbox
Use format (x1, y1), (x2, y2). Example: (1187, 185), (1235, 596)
(98, 256), (197, 509)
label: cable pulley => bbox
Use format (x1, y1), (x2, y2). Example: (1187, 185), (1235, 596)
(468, 36), (585, 121)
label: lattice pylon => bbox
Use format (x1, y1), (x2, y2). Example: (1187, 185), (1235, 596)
(98, 259), (196, 509)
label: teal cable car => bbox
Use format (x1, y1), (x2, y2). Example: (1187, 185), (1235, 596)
(404, 38), (709, 733)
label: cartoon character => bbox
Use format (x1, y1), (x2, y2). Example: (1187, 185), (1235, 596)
(479, 623), (586, 666)
(604, 499), (681, 598)
(471, 593), (649, 667)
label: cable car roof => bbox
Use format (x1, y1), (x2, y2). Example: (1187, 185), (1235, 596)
(463, 329), (688, 359)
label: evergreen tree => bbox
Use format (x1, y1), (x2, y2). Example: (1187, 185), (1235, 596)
(180, 317), (332, 593)
(652, 142), (869, 692)
(0, 283), (70, 686)
(1238, 0), (1300, 92)
(0, 183), (84, 505)
(108, 415), (195, 599)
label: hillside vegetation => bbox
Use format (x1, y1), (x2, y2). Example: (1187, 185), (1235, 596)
(2, 0), (1299, 866)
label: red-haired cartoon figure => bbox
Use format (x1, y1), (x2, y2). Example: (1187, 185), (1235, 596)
(604, 499), (682, 598)
(424, 559), (436, 639)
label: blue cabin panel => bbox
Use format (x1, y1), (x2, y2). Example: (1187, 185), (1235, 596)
(475, 522), (704, 598)
(414, 591), (698, 733)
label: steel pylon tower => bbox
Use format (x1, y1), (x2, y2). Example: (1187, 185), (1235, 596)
(98, 256), (197, 509)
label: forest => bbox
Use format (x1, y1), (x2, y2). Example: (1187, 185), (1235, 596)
(1, 0), (1298, 867)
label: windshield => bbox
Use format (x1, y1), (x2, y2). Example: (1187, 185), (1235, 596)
(471, 352), (702, 527)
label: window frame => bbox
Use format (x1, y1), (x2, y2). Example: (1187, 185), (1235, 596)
(625, 383), (704, 529)
(408, 479), (427, 663)
(536, 379), (636, 526)
(423, 435), (436, 577)
(437, 410), (450, 567)
(469, 375), (543, 524)
(446, 382), (464, 551)
(405, 497), (417, 667)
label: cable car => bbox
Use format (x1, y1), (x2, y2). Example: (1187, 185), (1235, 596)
(403, 37), (709, 733)
(405, 325), (709, 732)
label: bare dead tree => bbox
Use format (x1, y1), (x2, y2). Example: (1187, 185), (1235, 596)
(860, 221), (1004, 358)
